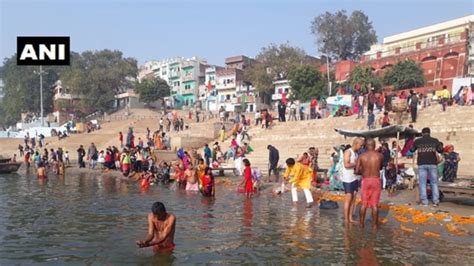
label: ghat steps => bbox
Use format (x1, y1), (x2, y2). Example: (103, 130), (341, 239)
(243, 105), (474, 177)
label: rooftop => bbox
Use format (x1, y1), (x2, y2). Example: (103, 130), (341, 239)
(383, 15), (474, 44)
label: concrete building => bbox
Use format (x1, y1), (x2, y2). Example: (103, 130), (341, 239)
(361, 15), (474, 89)
(225, 55), (256, 70)
(271, 79), (291, 102)
(199, 65), (224, 111)
(137, 57), (208, 108)
(467, 21), (474, 76)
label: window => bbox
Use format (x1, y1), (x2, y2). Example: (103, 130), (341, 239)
(226, 95), (231, 100)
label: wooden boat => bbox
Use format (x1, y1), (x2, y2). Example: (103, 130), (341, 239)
(0, 158), (22, 173)
(0, 158), (11, 164)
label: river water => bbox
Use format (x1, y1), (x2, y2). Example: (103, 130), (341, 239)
(0, 172), (473, 265)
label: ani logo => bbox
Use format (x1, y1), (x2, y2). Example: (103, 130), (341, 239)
(17, 36), (70, 65)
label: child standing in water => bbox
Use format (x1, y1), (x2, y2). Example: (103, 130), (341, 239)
(239, 159), (253, 198)
(200, 167), (215, 197)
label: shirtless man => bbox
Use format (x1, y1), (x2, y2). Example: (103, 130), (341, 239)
(355, 138), (383, 229)
(136, 202), (176, 253)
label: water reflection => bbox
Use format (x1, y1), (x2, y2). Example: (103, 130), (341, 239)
(0, 172), (473, 265)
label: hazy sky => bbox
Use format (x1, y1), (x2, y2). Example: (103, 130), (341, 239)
(1, 0), (473, 66)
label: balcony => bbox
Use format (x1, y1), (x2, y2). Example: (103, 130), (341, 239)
(182, 73), (194, 81)
(446, 35), (461, 44)
(169, 72), (180, 79)
(216, 82), (235, 90)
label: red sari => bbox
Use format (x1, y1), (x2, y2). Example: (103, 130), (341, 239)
(244, 166), (253, 193)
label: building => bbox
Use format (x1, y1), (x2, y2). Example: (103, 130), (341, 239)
(199, 65), (224, 111)
(137, 56), (208, 108)
(225, 55), (256, 70)
(361, 15), (474, 89)
(215, 68), (243, 111)
(215, 67), (257, 112)
(320, 60), (357, 83)
(468, 21), (474, 76)
(271, 79), (291, 102)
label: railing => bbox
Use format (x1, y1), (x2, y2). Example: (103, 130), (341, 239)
(446, 35), (461, 44)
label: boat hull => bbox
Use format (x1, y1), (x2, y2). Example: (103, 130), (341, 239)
(0, 163), (22, 173)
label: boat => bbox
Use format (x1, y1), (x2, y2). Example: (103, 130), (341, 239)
(0, 158), (11, 164)
(0, 158), (22, 174)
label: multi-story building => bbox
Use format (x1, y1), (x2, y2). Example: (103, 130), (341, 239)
(137, 56), (208, 108)
(271, 79), (291, 102)
(199, 65), (224, 111)
(361, 15), (473, 89)
(225, 55), (256, 70)
(468, 21), (474, 76)
(216, 68), (242, 111)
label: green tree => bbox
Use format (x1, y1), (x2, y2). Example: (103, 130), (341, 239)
(348, 65), (382, 92)
(311, 10), (377, 61)
(244, 43), (310, 93)
(60, 50), (137, 112)
(288, 65), (325, 102)
(383, 60), (425, 90)
(134, 77), (170, 105)
(0, 55), (61, 125)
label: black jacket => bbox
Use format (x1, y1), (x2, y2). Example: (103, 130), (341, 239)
(268, 146), (279, 167)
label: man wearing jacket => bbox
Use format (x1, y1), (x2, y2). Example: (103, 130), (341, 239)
(267, 145), (280, 182)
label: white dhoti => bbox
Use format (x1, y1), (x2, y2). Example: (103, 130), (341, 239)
(291, 184), (314, 203)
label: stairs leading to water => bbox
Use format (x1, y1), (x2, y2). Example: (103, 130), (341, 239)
(242, 105), (474, 177)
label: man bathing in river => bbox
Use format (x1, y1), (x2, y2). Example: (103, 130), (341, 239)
(136, 202), (176, 253)
(356, 138), (383, 229)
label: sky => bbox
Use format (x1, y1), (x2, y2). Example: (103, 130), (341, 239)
(1, 0), (473, 66)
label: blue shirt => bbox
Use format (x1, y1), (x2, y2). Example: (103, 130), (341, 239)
(367, 113), (375, 125)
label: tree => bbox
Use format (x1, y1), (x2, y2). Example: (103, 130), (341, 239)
(134, 77), (170, 105)
(383, 60), (425, 90)
(60, 50), (137, 112)
(348, 65), (382, 92)
(288, 65), (325, 102)
(244, 43), (311, 93)
(311, 10), (377, 61)
(0, 55), (61, 125)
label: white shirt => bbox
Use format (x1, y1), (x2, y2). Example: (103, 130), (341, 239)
(341, 149), (360, 183)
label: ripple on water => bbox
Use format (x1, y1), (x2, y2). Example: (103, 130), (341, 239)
(1, 172), (474, 265)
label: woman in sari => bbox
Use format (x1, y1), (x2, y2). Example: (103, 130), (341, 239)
(442, 145), (461, 182)
(154, 132), (162, 150)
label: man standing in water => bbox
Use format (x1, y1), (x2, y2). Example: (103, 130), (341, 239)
(342, 138), (363, 223)
(136, 202), (176, 253)
(356, 138), (383, 229)
(267, 145), (279, 182)
(282, 158), (314, 208)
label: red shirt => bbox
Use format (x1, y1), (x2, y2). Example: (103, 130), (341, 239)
(310, 99), (317, 108)
(202, 174), (214, 188)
